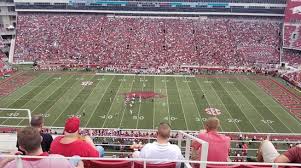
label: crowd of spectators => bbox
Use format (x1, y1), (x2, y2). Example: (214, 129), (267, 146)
(282, 49), (301, 68)
(283, 70), (301, 88)
(283, 24), (301, 51)
(14, 14), (283, 72)
(0, 115), (300, 168)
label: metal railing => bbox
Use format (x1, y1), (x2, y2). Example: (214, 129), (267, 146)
(0, 155), (301, 168)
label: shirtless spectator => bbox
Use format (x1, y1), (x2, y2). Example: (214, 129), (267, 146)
(191, 117), (231, 166)
(50, 117), (103, 157)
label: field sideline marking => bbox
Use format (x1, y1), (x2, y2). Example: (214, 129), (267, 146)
(174, 78), (189, 130)
(216, 78), (260, 133)
(184, 77), (205, 129)
(135, 76), (145, 129)
(101, 76), (125, 128)
(119, 76), (136, 128)
(224, 78), (276, 133)
(50, 75), (95, 126)
(194, 78), (227, 132)
(16, 75), (74, 126)
(261, 79), (301, 127)
(208, 80), (241, 132)
(238, 79), (295, 133)
(84, 76), (115, 127)
(41, 76), (79, 125)
(0, 74), (48, 107)
(164, 76), (171, 125)
(0, 74), (52, 125)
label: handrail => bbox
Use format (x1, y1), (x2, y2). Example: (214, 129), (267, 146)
(1, 154), (301, 168)
(179, 131), (208, 168)
(1, 125), (301, 136)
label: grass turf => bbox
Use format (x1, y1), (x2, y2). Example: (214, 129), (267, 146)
(0, 72), (300, 133)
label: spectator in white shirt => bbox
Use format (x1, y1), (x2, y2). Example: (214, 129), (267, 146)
(132, 122), (183, 167)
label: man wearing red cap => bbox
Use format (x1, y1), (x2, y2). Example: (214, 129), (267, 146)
(50, 117), (100, 157)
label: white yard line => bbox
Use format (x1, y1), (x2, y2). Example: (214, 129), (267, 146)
(239, 79), (295, 133)
(174, 78), (189, 130)
(50, 75), (95, 126)
(227, 78), (276, 133)
(119, 76), (136, 128)
(163, 77), (171, 125)
(257, 79), (301, 127)
(0, 74), (45, 104)
(216, 78), (259, 133)
(84, 76), (115, 127)
(74, 76), (104, 116)
(152, 78), (156, 129)
(41, 76), (79, 121)
(135, 76), (145, 129)
(0, 75), (52, 125)
(16, 75), (74, 126)
(184, 77), (205, 129)
(101, 76), (125, 128)
(194, 78), (226, 132)
(0, 74), (49, 107)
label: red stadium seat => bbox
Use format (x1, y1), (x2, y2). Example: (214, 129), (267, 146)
(134, 161), (176, 168)
(86, 160), (132, 168)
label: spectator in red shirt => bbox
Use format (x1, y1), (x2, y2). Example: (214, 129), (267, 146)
(191, 117), (230, 167)
(50, 117), (102, 157)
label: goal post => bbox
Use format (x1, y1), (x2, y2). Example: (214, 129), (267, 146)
(0, 108), (32, 125)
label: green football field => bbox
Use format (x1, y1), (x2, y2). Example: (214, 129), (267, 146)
(0, 72), (300, 133)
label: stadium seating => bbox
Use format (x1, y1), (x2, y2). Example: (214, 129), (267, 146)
(134, 161), (176, 168)
(282, 49), (301, 67)
(86, 160), (132, 168)
(283, 71), (301, 89)
(14, 14), (282, 71)
(283, 25), (297, 48)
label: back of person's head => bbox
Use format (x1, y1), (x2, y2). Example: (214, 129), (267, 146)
(30, 115), (44, 128)
(157, 122), (171, 140)
(17, 127), (41, 153)
(64, 117), (80, 135)
(205, 117), (220, 131)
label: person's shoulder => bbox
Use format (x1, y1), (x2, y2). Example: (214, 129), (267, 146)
(198, 132), (208, 139)
(41, 133), (53, 140)
(142, 143), (153, 149)
(170, 143), (181, 149)
(169, 144), (181, 151)
(52, 135), (63, 142)
(220, 134), (231, 141)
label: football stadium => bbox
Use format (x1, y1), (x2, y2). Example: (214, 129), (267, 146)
(0, 0), (301, 167)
